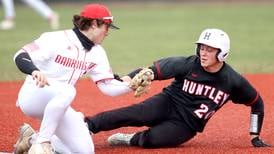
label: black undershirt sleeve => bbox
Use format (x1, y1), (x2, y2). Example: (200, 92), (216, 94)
(127, 68), (143, 78)
(127, 67), (156, 78)
(230, 75), (264, 135)
(251, 96), (264, 113)
(15, 52), (39, 75)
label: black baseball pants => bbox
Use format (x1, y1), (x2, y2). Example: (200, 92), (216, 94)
(85, 93), (197, 148)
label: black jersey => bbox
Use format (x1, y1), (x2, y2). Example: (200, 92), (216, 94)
(152, 55), (259, 132)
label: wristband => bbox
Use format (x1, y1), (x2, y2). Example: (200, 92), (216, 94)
(250, 113), (263, 135)
(15, 52), (39, 75)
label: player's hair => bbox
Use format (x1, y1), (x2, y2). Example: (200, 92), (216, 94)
(72, 15), (105, 31)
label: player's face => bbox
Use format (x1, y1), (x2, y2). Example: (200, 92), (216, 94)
(199, 44), (223, 72)
(91, 23), (110, 44)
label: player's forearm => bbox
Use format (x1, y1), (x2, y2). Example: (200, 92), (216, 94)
(249, 96), (264, 136)
(14, 51), (39, 75)
(97, 79), (132, 96)
(249, 95), (271, 147)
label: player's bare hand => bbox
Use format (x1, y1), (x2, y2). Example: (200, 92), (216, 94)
(251, 136), (271, 147)
(31, 70), (50, 88)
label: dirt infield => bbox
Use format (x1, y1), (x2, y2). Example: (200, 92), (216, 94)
(0, 74), (273, 153)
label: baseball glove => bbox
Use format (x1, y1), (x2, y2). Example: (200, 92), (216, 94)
(129, 68), (154, 97)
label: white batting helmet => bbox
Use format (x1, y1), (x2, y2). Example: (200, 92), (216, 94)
(196, 28), (230, 62)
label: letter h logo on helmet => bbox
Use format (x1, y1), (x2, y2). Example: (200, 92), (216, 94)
(203, 32), (211, 40)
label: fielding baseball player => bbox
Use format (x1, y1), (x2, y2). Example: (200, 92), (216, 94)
(13, 4), (133, 154)
(84, 28), (271, 148)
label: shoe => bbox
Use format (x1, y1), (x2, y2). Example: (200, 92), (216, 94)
(107, 133), (135, 146)
(14, 123), (35, 154)
(49, 13), (59, 30)
(28, 142), (54, 154)
(0, 19), (15, 30)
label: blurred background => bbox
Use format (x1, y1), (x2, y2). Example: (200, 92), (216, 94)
(1, 0), (274, 81)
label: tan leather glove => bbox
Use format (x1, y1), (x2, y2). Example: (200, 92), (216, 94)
(129, 68), (154, 97)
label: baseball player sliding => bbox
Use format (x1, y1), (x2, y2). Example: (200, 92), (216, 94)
(13, 4), (134, 154)
(84, 28), (271, 148)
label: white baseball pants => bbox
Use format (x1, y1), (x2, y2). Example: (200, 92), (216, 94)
(16, 78), (94, 153)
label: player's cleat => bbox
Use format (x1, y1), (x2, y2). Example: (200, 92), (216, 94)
(107, 133), (135, 146)
(0, 19), (15, 30)
(49, 12), (59, 30)
(14, 123), (35, 154)
(28, 142), (54, 154)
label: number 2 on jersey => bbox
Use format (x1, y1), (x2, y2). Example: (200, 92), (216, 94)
(194, 104), (209, 118)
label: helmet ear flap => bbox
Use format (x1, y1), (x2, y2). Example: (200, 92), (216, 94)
(217, 50), (229, 62)
(216, 49), (221, 61)
(196, 44), (201, 57)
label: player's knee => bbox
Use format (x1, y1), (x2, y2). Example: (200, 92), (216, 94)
(60, 84), (76, 102)
(77, 111), (84, 120)
(51, 84), (76, 109)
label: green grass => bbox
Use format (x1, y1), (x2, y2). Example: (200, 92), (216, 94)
(1, 2), (274, 81)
